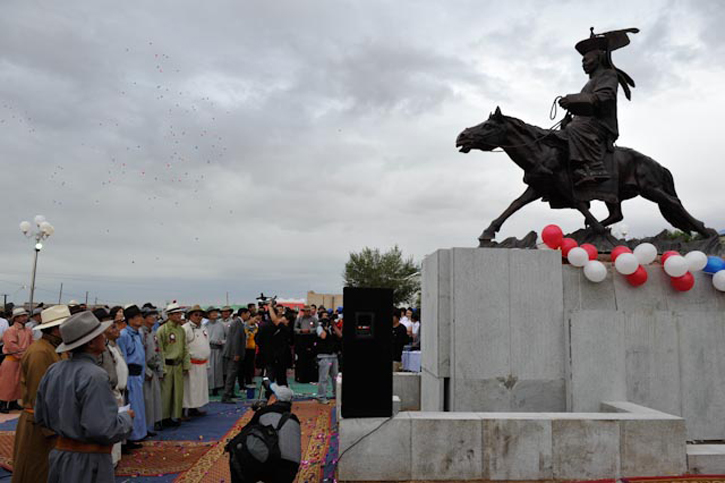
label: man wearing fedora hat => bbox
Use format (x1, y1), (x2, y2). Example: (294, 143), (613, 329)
(34, 311), (135, 483)
(141, 305), (164, 433)
(117, 305), (148, 443)
(157, 303), (189, 427)
(205, 306), (226, 396)
(0, 308), (33, 413)
(12, 305), (69, 483)
(183, 305), (211, 417)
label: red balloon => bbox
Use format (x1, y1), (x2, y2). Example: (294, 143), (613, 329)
(671, 272), (695, 291)
(626, 265), (648, 286)
(661, 250), (680, 266)
(580, 243), (598, 260)
(541, 224), (564, 249)
(560, 238), (578, 257)
(611, 245), (633, 262)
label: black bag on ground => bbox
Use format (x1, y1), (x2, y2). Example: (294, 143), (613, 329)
(226, 411), (293, 476)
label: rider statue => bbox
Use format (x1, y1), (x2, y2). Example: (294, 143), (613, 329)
(555, 27), (638, 187)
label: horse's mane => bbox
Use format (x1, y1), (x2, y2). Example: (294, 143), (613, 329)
(503, 115), (553, 139)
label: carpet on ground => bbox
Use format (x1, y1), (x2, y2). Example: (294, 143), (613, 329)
(175, 399), (334, 483)
(623, 477), (725, 483)
(0, 400), (337, 482)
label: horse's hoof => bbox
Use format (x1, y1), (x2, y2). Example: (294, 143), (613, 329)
(479, 230), (496, 241)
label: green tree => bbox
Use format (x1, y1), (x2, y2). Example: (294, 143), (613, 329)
(343, 245), (420, 306)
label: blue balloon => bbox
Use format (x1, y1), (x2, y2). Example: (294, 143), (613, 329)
(703, 256), (725, 274)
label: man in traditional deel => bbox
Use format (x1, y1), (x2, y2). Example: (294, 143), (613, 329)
(12, 305), (69, 483)
(157, 302), (189, 427)
(116, 304), (148, 443)
(141, 305), (163, 433)
(205, 306), (226, 396)
(182, 305), (211, 417)
(34, 311), (135, 483)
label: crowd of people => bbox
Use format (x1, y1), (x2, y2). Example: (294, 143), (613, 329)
(0, 299), (419, 482)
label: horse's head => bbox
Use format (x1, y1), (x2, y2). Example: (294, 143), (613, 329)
(456, 106), (507, 153)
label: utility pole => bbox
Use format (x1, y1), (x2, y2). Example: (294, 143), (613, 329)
(1, 294), (7, 312)
(94, 297), (97, 306)
(226, 291), (229, 306)
(58, 283), (63, 304)
(85, 291), (89, 306)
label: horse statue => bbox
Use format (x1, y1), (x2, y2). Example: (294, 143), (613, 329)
(455, 107), (717, 246)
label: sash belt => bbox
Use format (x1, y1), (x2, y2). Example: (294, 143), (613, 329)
(127, 363), (143, 376)
(165, 359), (181, 366)
(190, 359), (207, 365)
(56, 436), (112, 454)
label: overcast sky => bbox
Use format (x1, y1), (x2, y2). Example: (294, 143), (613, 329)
(1, 0), (723, 307)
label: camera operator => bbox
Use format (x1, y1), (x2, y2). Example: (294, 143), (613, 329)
(315, 311), (341, 404)
(227, 379), (301, 483)
(257, 300), (290, 386)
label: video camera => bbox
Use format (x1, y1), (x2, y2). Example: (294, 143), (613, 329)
(251, 376), (274, 412)
(256, 293), (277, 306)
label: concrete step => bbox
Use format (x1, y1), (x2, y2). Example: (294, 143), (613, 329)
(688, 444), (725, 473)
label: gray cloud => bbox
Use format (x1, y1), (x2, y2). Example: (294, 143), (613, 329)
(1, 0), (723, 307)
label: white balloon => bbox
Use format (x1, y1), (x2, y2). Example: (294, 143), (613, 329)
(614, 253), (639, 275)
(713, 270), (725, 292)
(34, 214), (45, 226)
(664, 255), (689, 278)
(567, 247), (589, 267)
(685, 251), (708, 272)
(583, 260), (607, 282)
(633, 243), (657, 265)
(19, 221), (31, 233)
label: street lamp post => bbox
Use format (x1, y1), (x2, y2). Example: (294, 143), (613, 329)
(20, 215), (54, 312)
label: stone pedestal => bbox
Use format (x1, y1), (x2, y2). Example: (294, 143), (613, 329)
(422, 247), (725, 440)
(422, 248), (566, 413)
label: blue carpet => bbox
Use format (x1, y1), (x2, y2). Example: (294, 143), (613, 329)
(147, 401), (254, 442)
(0, 419), (17, 432)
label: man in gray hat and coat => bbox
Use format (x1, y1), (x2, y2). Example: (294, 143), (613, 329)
(35, 311), (135, 483)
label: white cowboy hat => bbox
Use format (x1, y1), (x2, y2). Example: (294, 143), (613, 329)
(35, 305), (71, 331)
(165, 302), (184, 314)
(11, 308), (28, 320)
(56, 312), (112, 353)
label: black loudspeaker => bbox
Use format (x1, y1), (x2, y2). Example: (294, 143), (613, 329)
(342, 287), (393, 418)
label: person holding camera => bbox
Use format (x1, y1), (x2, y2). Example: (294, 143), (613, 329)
(315, 311), (341, 404)
(257, 301), (290, 386)
(227, 379), (300, 483)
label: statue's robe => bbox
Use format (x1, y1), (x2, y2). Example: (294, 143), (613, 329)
(557, 68), (619, 178)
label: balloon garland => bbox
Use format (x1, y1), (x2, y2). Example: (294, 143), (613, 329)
(539, 225), (725, 291)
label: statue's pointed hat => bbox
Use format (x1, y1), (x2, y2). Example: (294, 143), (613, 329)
(575, 27), (639, 100)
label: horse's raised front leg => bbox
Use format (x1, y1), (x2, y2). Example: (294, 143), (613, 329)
(479, 186), (539, 245)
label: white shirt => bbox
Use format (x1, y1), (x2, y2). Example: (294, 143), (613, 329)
(412, 321), (420, 337)
(0, 318), (9, 339)
(400, 317), (413, 331)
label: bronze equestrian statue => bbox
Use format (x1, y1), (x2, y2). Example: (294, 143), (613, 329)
(455, 27), (716, 246)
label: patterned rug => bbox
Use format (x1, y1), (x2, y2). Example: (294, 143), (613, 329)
(0, 430), (212, 476)
(175, 400), (334, 483)
(623, 477), (725, 483)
